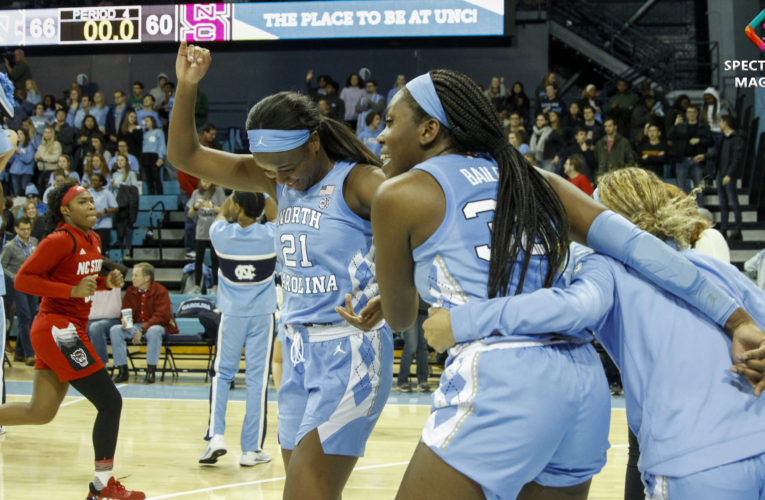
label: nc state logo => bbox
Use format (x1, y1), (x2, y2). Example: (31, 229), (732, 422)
(70, 348), (89, 367)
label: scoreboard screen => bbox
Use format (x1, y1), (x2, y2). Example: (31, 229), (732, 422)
(0, 1), (507, 46)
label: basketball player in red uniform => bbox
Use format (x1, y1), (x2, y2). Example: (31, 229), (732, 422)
(1, 179), (145, 499)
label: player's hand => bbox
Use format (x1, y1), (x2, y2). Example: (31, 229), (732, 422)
(723, 175), (731, 186)
(71, 275), (97, 297)
(106, 269), (124, 289)
(335, 294), (382, 331)
(730, 320), (765, 396)
(176, 41), (212, 85)
(423, 308), (456, 353)
(306, 69), (313, 81)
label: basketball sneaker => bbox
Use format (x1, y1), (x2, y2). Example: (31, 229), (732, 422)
(199, 434), (227, 464)
(86, 477), (145, 499)
(239, 450), (271, 467)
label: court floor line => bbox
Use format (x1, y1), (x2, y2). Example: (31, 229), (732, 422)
(147, 461), (411, 499)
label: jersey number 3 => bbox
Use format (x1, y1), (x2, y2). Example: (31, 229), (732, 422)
(462, 199), (496, 262)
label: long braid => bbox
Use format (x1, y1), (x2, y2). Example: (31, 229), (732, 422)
(428, 69), (570, 297)
(42, 178), (78, 233)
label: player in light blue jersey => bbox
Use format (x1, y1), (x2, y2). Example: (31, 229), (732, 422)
(372, 70), (765, 500)
(198, 191), (277, 468)
(169, 42), (391, 500)
(424, 168), (765, 499)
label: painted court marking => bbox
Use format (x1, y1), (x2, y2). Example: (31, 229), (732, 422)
(147, 461), (410, 499)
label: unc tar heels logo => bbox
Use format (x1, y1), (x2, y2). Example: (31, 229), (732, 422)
(319, 197), (330, 210)
(235, 264), (256, 280)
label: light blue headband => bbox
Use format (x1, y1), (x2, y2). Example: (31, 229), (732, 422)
(405, 73), (450, 128)
(247, 129), (311, 153)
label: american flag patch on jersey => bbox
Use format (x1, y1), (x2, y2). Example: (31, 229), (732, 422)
(319, 185), (335, 195)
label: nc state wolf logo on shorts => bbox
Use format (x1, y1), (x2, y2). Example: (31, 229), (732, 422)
(52, 323), (95, 371)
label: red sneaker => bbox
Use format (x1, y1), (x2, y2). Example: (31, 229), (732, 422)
(86, 477), (145, 500)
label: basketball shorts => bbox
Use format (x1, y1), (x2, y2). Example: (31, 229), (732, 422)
(278, 322), (393, 457)
(31, 312), (104, 381)
(422, 340), (610, 500)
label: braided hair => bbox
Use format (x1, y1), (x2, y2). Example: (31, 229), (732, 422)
(232, 190), (265, 220)
(42, 178), (79, 232)
(420, 69), (569, 297)
(245, 91), (381, 168)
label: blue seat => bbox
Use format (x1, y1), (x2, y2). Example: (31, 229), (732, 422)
(134, 211), (164, 228)
(139, 194), (178, 211)
(162, 181), (181, 195)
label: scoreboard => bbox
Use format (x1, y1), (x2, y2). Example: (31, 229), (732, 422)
(0, 1), (507, 46)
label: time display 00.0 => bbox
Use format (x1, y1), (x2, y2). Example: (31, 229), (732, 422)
(59, 7), (141, 44)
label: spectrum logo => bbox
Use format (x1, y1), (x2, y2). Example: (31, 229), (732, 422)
(745, 9), (765, 52)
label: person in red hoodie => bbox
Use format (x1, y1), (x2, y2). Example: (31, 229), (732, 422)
(110, 262), (177, 384)
(2, 179), (144, 500)
(564, 154), (594, 195)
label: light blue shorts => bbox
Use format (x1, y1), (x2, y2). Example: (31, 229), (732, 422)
(422, 340), (610, 500)
(646, 452), (765, 500)
(278, 323), (393, 457)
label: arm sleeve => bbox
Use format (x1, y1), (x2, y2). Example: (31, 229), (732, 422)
(587, 210), (739, 326)
(450, 256), (614, 343)
(14, 234), (74, 298)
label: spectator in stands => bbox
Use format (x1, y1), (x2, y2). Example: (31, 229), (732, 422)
(538, 84), (564, 116)
(355, 80), (385, 134)
(339, 73), (365, 129)
(85, 134), (111, 168)
(136, 95), (161, 132)
(34, 126), (61, 190)
(3, 48), (32, 90)
(323, 80), (345, 122)
(558, 127), (596, 181)
(579, 83), (602, 121)
(111, 262), (178, 384)
(1, 216), (38, 365)
(484, 76), (506, 111)
(110, 154), (139, 191)
(20, 118), (39, 151)
(198, 123), (221, 150)
(502, 112), (526, 144)
(630, 94), (661, 146)
(81, 153), (108, 188)
(637, 123), (668, 177)
(357, 111), (382, 157)
(187, 179), (225, 295)
(608, 79), (638, 136)
(507, 81), (530, 125)
(177, 169), (199, 259)
(23, 79), (41, 107)
(42, 169), (67, 205)
(41, 94), (56, 121)
(317, 98), (330, 118)
(199, 192), (276, 468)
(304, 69), (329, 100)
(561, 101), (584, 142)
(29, 103), (50, 136)
(106, 90), (129, 148)
(52, 108), (74, 157)
(113, 168), (138, 260)
(535, 72), (557, 102)
(508, 131), (530, 156)
(87, 260), (128, 364)
(563, 154), (594, 195)
(387, 74), (406, 104)
(126, 81), (144, 111)
(396, 296), (430, 393)
(158, 81), (175, 126)
(74, 115), (101, 167)
(90, 91), (108, 134)
(665, 93), (690, 139)
(89, 173), (118, 256)
(9, 128), (34, 197)
(668, 104), (711, 205)
(595, 117), (635, 178)
(48, 155), (80, 187)
(141, 115), (166, 195)
(716, 114), (745, 242)
(702, 86), (728, 183)
(64, 88), (81, 128)
(149, 73), (168, 110)
(72, 94), (94, 130)
(21, 198), (45, 241)
(582, 105), (604, 145)
(107, 140), (138, 174)
(529, 113), (562, 172)
(118, 109), (142, 157)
